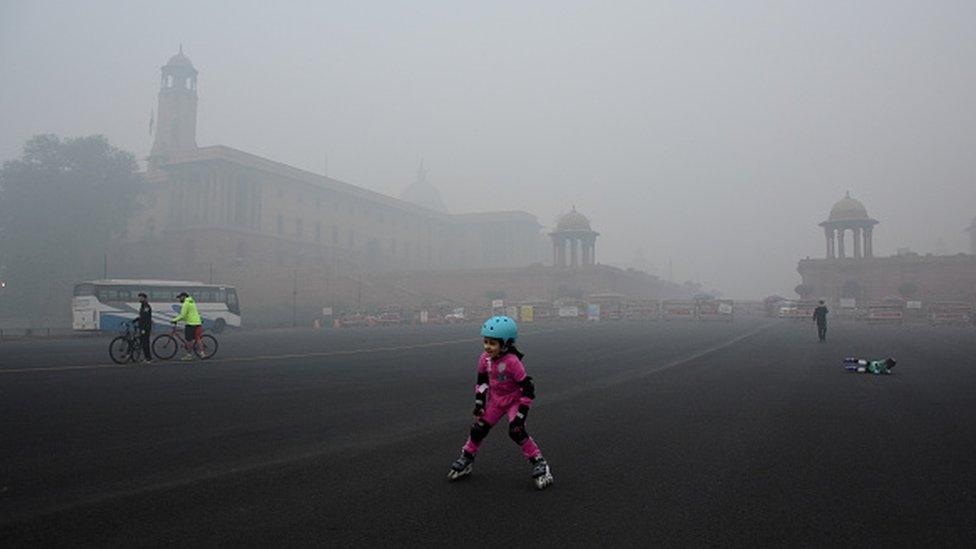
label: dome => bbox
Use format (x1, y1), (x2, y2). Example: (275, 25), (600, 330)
(165, 46), (195, 69)
(828, 192), (870, 222)
(555, 207), (592, 232)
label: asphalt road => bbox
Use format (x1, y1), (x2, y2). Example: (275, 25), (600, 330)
(1, 319), (974, 547)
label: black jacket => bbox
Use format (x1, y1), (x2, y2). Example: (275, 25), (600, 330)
(137, 302), (153, 331)
(813, 306), (828, 324)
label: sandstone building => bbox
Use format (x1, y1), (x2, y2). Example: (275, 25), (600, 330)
(797, 194), (976, 305)
(114, 50), (687, 324)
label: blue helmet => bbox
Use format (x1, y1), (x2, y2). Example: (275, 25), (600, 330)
(481, 315), (518, 344)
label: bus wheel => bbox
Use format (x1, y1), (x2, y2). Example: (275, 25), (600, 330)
(213, 318), (226, 333)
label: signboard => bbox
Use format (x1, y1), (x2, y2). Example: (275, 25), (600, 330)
(718, 302), (733, 315)
(321, 307), (333, 316)
(419, 310), (429, 324)
(840, 298), (856, 308)
(506, 305), (518, 319)
(906, 301), (922, 310)
(520, 305), (534, 322)
(491, 299), (504, 309)
(557, 306), (579, 318)
(587, 303), (600, 322)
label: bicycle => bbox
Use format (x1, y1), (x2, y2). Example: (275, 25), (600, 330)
(152, 324), (219, 360)
(108, 320), (145, 365)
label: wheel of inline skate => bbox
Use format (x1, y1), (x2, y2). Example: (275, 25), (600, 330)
(194, 334), (218, 360)
(152, 334), (179, 360)
(534, 473), (553, 490)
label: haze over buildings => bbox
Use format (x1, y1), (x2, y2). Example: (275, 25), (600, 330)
(2, 1), (975, 298)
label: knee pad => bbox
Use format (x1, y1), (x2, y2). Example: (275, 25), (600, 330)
(470, 420), (491, 443)
(508, 423), (529, 445)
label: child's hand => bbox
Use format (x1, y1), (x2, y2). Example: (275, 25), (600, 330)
(472, 404), (484, 418)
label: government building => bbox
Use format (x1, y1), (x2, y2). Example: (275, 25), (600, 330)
(797, 193), (976, 305)
(113, 50), (687, 323)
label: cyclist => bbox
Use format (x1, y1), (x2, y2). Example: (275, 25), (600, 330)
(171, 291), (203, 361)
(135, 292), (153, 363)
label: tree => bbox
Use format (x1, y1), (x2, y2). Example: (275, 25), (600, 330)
(897, 281), (919, 299)
(0, 135), (142, 321)
(794, 284), (815, 298)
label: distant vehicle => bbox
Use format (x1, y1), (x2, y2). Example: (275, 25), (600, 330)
(444, 308), (466, 324)
(72, 279), (241, 333)
(778, 301), (798, 318)
(373, 311), (404, 326)
(335, 312), (375, 328)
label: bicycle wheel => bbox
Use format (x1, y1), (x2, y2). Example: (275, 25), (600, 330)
(194, 334), (219, 359)
(152, 334), (179, 360)
(109, 336), (132, 365)
(128, 339), (143, 363)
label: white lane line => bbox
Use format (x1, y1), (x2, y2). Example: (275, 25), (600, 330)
(0, 325), (578, 375)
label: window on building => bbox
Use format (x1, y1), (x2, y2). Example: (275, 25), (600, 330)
(296, 218), (304, 239)
(348, 230), (355, 248)
(332, 225), (339, 245)
(276, 213), (283, 235)
(315, 222), (322, 244)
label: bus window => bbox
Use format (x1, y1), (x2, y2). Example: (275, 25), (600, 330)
(226, 289), (240, 314)
(150, 288), (178, 301)
(74, 283), (95, 296)
(100, 288), (132, 302)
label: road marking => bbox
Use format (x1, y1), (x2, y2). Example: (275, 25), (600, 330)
(0, 325), (577, 375)
(0, 338), (480, 374)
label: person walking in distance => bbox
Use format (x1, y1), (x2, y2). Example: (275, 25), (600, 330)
(813, 300), (829, 342)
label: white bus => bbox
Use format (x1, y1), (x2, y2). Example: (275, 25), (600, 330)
(72, 279), (241, 332)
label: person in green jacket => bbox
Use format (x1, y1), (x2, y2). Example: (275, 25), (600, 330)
(171, 291), (202, 361)
(844, 357), (896, 374)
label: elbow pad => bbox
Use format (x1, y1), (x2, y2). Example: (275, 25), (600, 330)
(517, 376), (535, 399)
(474, 373), (489, 405)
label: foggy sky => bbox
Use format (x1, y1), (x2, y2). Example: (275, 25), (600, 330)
(2, 0), (975, 298)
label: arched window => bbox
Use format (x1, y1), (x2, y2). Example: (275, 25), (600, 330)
(167, 75), (174, 88)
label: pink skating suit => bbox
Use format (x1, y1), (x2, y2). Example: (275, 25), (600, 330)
(461, 351), (542, 459)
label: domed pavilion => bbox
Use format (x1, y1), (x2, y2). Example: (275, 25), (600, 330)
(819, 192), (878, 259)
(550, 207), (599, 268)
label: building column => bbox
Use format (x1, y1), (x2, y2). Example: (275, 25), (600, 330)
(837, 228), (846, 258)
(824, 226), (834, 259)
(552, 239), (561, 267)
(853, 227), (863, 259)
(570, 237), (579, 267)
(864, 226), (873, 258)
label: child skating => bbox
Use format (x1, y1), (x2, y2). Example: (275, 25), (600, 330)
(448, 315), (553, 490)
